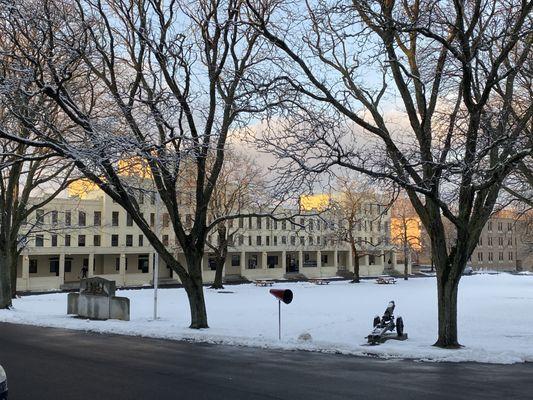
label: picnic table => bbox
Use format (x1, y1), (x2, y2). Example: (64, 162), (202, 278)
(254, 280), (274, 287)
(375, 276), (396, 285)
(308, 278), (331, 285)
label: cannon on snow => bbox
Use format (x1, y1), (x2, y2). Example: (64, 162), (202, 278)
(366, 301), (407, 345)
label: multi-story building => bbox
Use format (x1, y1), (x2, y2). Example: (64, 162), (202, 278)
(400, 211), (532, 272)
(15, 188), (399, 292)
(469, 211), (532, 272)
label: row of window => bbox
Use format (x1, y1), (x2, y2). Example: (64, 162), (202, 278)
(32, 209), (388, 234)
(475, 251), (514, 262)
(32, 210), (160, 228)
(35, 234), (146, 248)
(486, 221), (514, 232)
(477, 236), (515, 247)
(28, 255), (152, 274)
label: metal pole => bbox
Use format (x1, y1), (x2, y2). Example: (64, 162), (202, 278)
(278, 299), (281, 340)
(153, 191), (160, 320)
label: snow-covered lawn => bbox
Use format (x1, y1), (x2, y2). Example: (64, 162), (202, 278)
(1, 274), (532, 364)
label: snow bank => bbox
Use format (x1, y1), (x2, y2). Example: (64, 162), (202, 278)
(1, 274), (532, 364)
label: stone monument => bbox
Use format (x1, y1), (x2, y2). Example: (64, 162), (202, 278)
(67, 277), (130, 321)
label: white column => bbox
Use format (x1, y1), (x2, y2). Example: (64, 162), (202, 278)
(348, 248), (354, 269)
(240, 251), (246, 275)
(59, 253), (65, 285)
(119, 253), (126, 286)
(22, 254), (30, 291)
(148, 252), (154, 275)
(88, 253), (95, 277)
(262, 251), (268, 270)
(298, 250), (303, 271)
(333, 249), (338, 270)
(317, 250), (322, 268)
(281, 250), (286, 272)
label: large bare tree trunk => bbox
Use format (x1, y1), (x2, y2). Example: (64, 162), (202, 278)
(182, 255), (208, 329)
(403, 243), (409, 281)
(0, 247), (13, 309)
(350, 241), (360, 283)
(10, 247), (18, 298)
(210, 225), (227, 289)
(211, 257), (225, 290)
(434, 271), (461, 348)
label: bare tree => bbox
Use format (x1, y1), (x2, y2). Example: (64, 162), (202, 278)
(248, 0), (533, 347)
(391, 194), (422, 280)
(0, 93), (73, 308)
(329, 176), (391, 282)
(204, 150), (265, 289)
(0, 0), (276, 327)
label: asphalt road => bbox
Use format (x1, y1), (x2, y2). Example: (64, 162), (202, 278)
(0, 322), (531, 400)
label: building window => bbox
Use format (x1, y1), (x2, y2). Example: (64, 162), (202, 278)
(65, 234), (71, 247)
(139, 192), (144, 204)
(321, 254), (328, 264)
(150, 192), (156, 205)
(266, 236), (270, 246)
(78, 211), (86, 227)
(248, 236), (252, 246)
(238, 218), (244, 229)
(111, 234), (119, 247)
(477, 252), (483, 262)
(291, 236), (296, 245)
(94, 235), (101, 247)
(508, 237), (513, 246)
(266, 218), (270, 229)
(488, 252), (493, 262)
(65, 211), (71, 226)
(150, 213), (155, 227)
(282, 236), (287, 245)
(36, 209), (44, 225)
(49, 258), (59, 275)
(51, 235), (58, 247)
(126, 213), (133, 227)
(257, 217), (262, 229)
(273, 236), (278, 246)
(497, 222), (503, 232)
(478, 237), (483, 246)
(509, 252), (513, 261)
(94, 211), (101, 226)
(51, 211), (58, 225)
(282, 221), (287, 230)
(256, 236), (262, 246)
(508, 222), (513, 231)
(65, 259), (72, 273)
(274, 220), (278, 230)
(138, 235), (144, 247)
(248, 254), (258, 269)
(126, 234), (133, 247)
(138, 255), (149, 273)
(163, 213), (169, 228)
(488, 221), (493, 232)
(115, 257), (120, 271)
(498, 237), (503, 247)
(299, 236), (305, 245)
(499, 252), (504, 261)
(488, 237), (493, 247)
(78, 235), (86, 247)
(162, 235), (169, 246)
(112, 211), (119, 226)
(35, 235), (44, 247)
(29, 259), (37, 274)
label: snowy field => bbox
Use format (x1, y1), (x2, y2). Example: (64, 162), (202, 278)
(1, 274), (532, 364)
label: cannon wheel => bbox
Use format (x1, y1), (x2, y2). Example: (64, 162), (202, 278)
(373, 316), (381, 328)
(396, 317), (404, 336)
